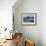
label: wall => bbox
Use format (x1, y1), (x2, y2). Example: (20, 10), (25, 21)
(0, 0), (17, 30)
(41, 0), (46, 46)
(13, 0), (41, 46)
(0, 0), (17, 38)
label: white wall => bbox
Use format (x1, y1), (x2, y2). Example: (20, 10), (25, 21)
(41, 0), (46, 46)
(13, 0), (41, 46)
(13, 0), (46, 46)
(0, 0), (17, 29)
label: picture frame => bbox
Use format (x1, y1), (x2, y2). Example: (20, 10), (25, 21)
(21, 13), (37, 26)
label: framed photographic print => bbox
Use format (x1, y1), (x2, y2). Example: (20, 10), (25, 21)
(21, 13), (37, 26)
